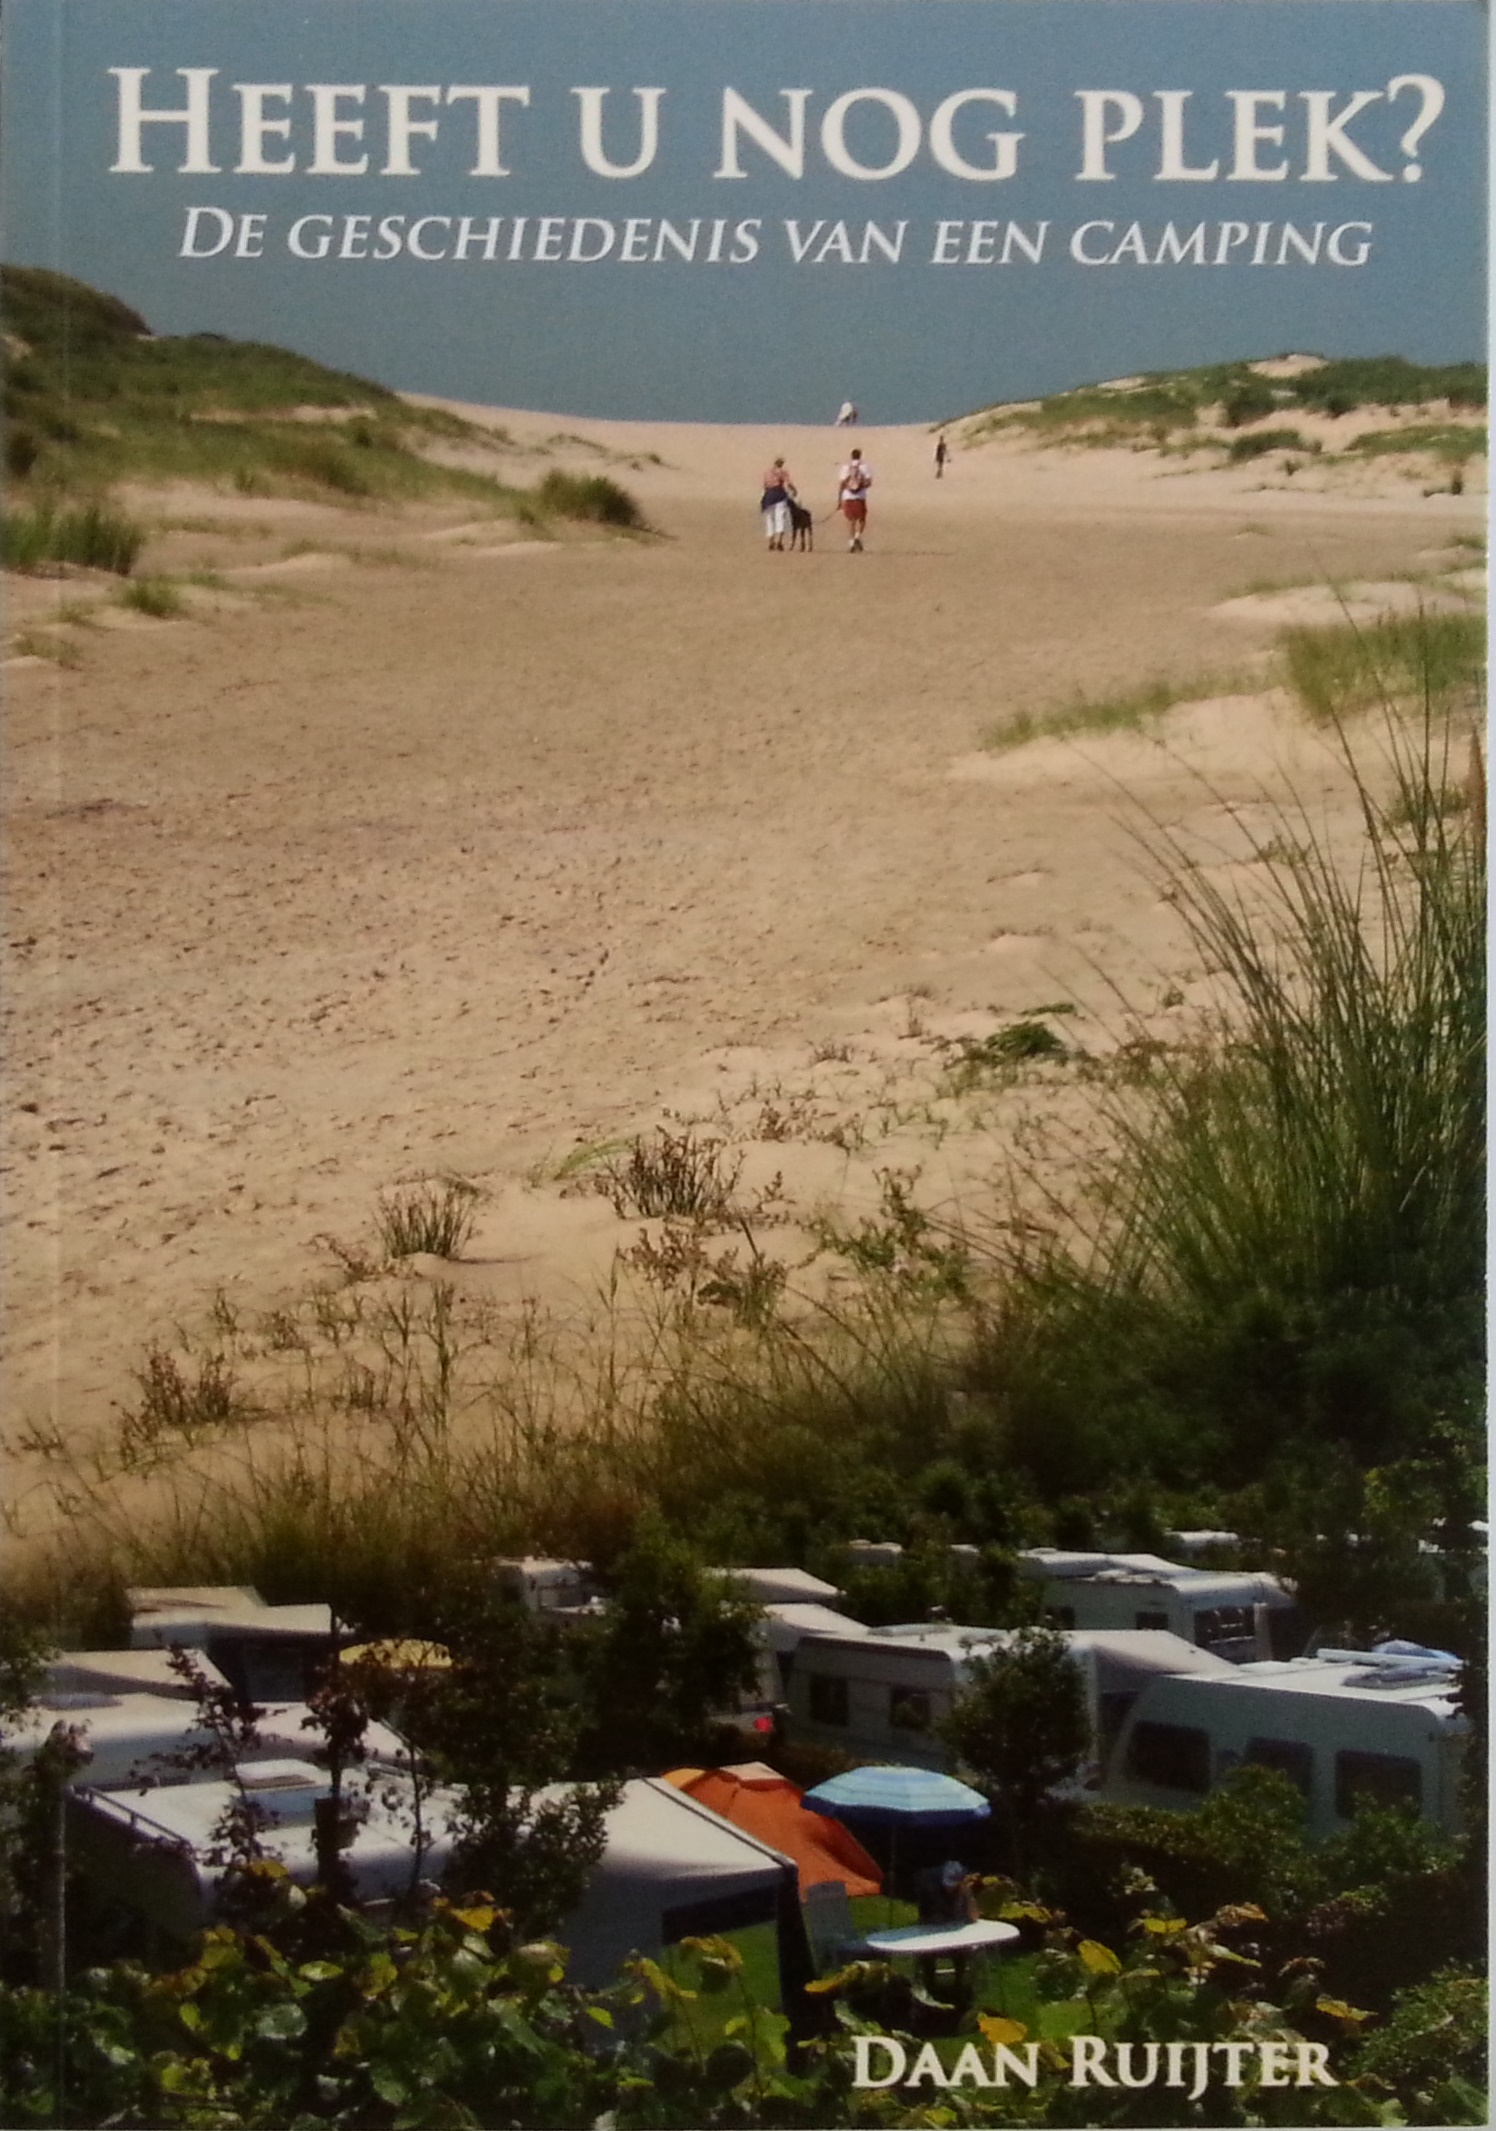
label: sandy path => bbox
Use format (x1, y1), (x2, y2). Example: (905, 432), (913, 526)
(1, 418), (1481, 1462)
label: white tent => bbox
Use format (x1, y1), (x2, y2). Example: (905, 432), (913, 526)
(557, 1776), (797, 1986)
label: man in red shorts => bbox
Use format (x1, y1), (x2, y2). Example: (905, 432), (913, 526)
(836, 447), (872, 552)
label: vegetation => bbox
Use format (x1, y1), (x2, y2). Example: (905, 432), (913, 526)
(963, 353), (1486, 466)
(0, 494), (1484, 2117)
(984, 668), (1254, 751)
(375, 1178), (480, 1262)
(1, 266), (641, 530)
(535, 467), (647, 528)
(1281, 609), (1485, 723)
(598, 1125), (745, 1221)
(0, 497), (144, 574)
(942, 1628), (1091, 1865)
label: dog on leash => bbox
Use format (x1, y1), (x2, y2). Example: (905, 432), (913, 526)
(787, 498), (815, 551)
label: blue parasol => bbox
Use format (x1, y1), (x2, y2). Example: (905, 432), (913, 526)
(802, 1766), (990, 1830)
(803, 1767), (990, 1925)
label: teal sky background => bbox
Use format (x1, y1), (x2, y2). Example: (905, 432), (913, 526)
(1, 1), (1485, 422)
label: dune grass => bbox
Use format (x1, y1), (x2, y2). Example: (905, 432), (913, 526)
(1281, 609), (1485, 723)
(118, 574), (184, 618)
(535, 469), (647, 529)
(1, 498), (145, 574)
(984, 668), (1256, 750)
(962, 353), (1486, 453)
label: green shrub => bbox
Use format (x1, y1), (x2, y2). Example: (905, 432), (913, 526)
(1227, 427), (1318, 460)
(535, 468), (644, 527)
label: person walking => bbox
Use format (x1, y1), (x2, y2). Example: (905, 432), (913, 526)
(934, 433), (949, 478)
(836, 447), (872, 551)
(760, 456), (795, 551)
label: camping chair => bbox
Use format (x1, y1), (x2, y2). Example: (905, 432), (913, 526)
(802, 1879), (871, 1974)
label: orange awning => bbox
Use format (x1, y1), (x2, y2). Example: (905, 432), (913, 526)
(663, 1761), (882, 1900)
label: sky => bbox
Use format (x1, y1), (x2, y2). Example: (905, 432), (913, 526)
(1, 1), (1485, 422)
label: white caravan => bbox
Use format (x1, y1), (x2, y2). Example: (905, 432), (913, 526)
(3, 1691), (409, 1793)
(1020, 1550), (1302, 1662)
(785, 1624), (1236, 1772)
(1103, 1649), (1467, 1838)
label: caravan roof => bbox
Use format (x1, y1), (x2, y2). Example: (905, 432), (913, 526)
(1211, 1655), (1464, 1716)
(717, 1568), (844, 1606)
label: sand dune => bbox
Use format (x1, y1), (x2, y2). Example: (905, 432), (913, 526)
(0, 413), (1483, 1474)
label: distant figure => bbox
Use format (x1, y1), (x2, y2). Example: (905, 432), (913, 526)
(760, 456), (795, 551)
(836, 400), (859, 427)
(916, 1859), (979, 1928)
(836, 447), (872, 552)
(913, 1859), (980, 2001)
(934, 433), (949, 478)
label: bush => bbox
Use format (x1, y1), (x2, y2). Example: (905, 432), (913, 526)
(535, 468), (644, 527)
(1227, 427), (1318, 460)
(1, 497), (144, 573)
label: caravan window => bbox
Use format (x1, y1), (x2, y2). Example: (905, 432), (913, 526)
(1125, 1721), (1210, 1794)
(889, 1687), (931, 1733)
(1245, 1737), (1314, 1797)
(808, 1674), (849, 1727)
(1195, 1606), (1255, 1652)
(1334, 1751), (1422, 1819)
(1135, 1610), (1169, 1632)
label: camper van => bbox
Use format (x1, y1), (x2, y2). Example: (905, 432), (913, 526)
(1020, 1550), (1302, 1662)
(1104, 1649), (1467, 1839)
(2, 1692), (409, 1793)
(128, 1586), (340, 1701)
(785, 1624), (1237, 1771)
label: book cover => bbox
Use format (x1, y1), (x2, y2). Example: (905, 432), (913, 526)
(0, 3), (1486, 2124)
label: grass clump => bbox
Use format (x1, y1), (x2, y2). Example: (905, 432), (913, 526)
(1226, 428), (1319, 462)
(1282, 610), (1485, 723)
(535, 469), (645, 528)
(943, 1021), (1069, 1091)
(986, 669), (1251, 750)
(118, 574), (184, 618)
(376, 1179), (480, 1260)
(1, 497), (144, 574)
(1347, 423), (1487, 466)
(598, 1126), (743, 1221)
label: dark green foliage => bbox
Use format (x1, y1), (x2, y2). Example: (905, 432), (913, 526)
(942, 1626), (1090, 1854)
(1226, 427), (1318, 460)
(572, 1520), (763, 1774)
(1348, 1966), (1488, 2124)
(1062, 1767), (1478, 2018)
(1222, 377), (1278, 427)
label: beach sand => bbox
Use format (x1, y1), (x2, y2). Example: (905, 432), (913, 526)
(1, 414), (1483, 1474)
